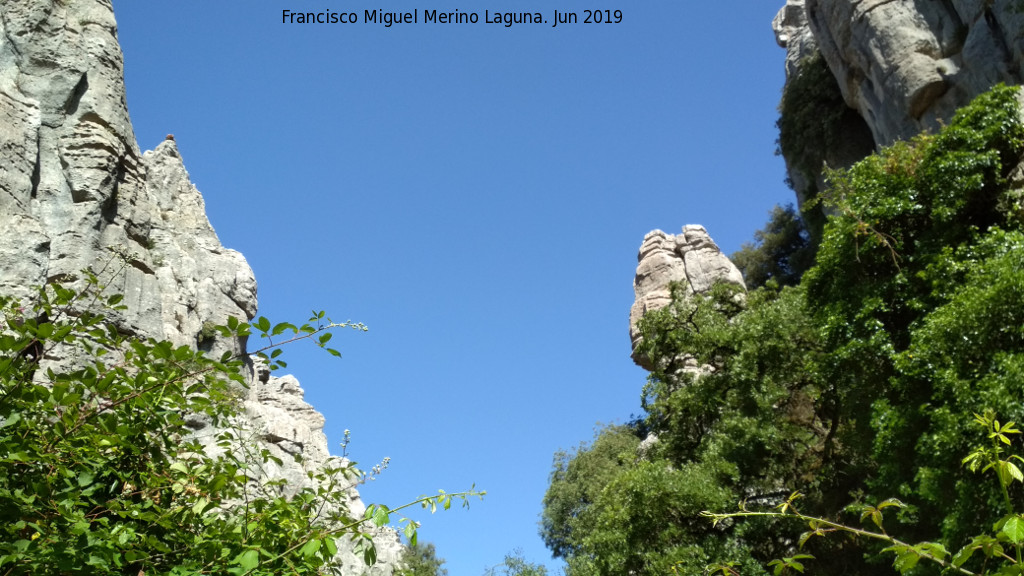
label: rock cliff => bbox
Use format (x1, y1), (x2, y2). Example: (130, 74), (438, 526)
(0, 0), (401, 572)
(773, 0), (1024, 207)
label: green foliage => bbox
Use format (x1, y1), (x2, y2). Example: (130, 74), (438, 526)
(483, 549), (548, 576)
(0, 271), (482, 574)
(805, 83), (1024, 547)
(543, 84), (1024, 576)
(776, 51), (859, 204)
(541, 424), (642, 560)
(707, 412), (1024, 576)
(543, 283), (830, 575)
(397, 541), (448, 576)
(731, 204), (814, 288)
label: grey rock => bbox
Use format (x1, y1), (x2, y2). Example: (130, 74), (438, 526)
(775, 0), (1024, 205)
(773, 0), (818, 80)
(629, 226), (745, 371)
(0, 0), (400, 572)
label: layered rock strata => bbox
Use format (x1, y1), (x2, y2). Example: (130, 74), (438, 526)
(0, 1), (401, 572)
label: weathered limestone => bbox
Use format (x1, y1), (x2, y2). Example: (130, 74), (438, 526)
(775, 0), (1024, 195)
(773, 0), (818, 79)
(0, 1), (401, 572)
(629, 225), (745, 371)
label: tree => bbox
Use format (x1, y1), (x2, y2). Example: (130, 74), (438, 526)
(543, 283), (833, 576)
(541, 424), (641, 560)
(731, 204), (814, 289)
(483, 549), (548, 576)
(398, 541), (448, 576)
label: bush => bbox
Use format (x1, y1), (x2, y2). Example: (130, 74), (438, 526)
(0, 269), (480, 574)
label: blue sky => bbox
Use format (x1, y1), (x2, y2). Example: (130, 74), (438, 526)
(110, 1), (795, 573)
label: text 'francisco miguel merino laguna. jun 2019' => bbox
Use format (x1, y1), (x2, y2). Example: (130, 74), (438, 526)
(281, 8), (624, 28)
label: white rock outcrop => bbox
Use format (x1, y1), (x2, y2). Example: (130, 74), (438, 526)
(0, 0), (402, 572)
(629, 225), (745, 371)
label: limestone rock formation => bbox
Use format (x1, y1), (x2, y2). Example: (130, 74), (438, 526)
(772, 0), (817, 80)
(629, 225), (745, 371)
(0, 0), (401, 572)
(774, 0), (1024, 205)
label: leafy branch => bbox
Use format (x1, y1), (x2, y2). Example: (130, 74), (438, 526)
(0, 269), (482, 575)
(703, 412), (1024, 576)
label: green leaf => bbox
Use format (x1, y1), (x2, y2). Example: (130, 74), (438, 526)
(916, 542), (948, 561)
(37, 323), (53, 339)
(323, 536), (338, 556)
(1002, 515), (1024, 544)
(299, 538), (321, 559)
(883, 545), (921, 574)
(255, 317), (271, 333)
(373, 506), (390, 527)
(952, 544), (976, 568)
(877, 498), (905, 510)
(234, 549), (259, 571)
(363, 543), (377, 566)
(271, 322), (296, 336)
(0, 411), (22, 429)
(893, 552), (920, 574)
(192, 498), (211, 516)
(1009, 461), (1024, 483)
(870, 510), (883, 529)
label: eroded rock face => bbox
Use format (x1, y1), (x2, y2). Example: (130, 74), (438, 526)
(773, 0), (818, 79)
(776, 0), (1024, 149)
(0, 1), (401, 572)
(629, 226), (745, 371)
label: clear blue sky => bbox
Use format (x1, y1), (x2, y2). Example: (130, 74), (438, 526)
(110, 2), (794, 573)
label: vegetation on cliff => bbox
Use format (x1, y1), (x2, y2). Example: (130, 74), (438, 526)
(542, 84), (1024, 575)
(730, 203), (814, 289)
(0, 270), (481, 575)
